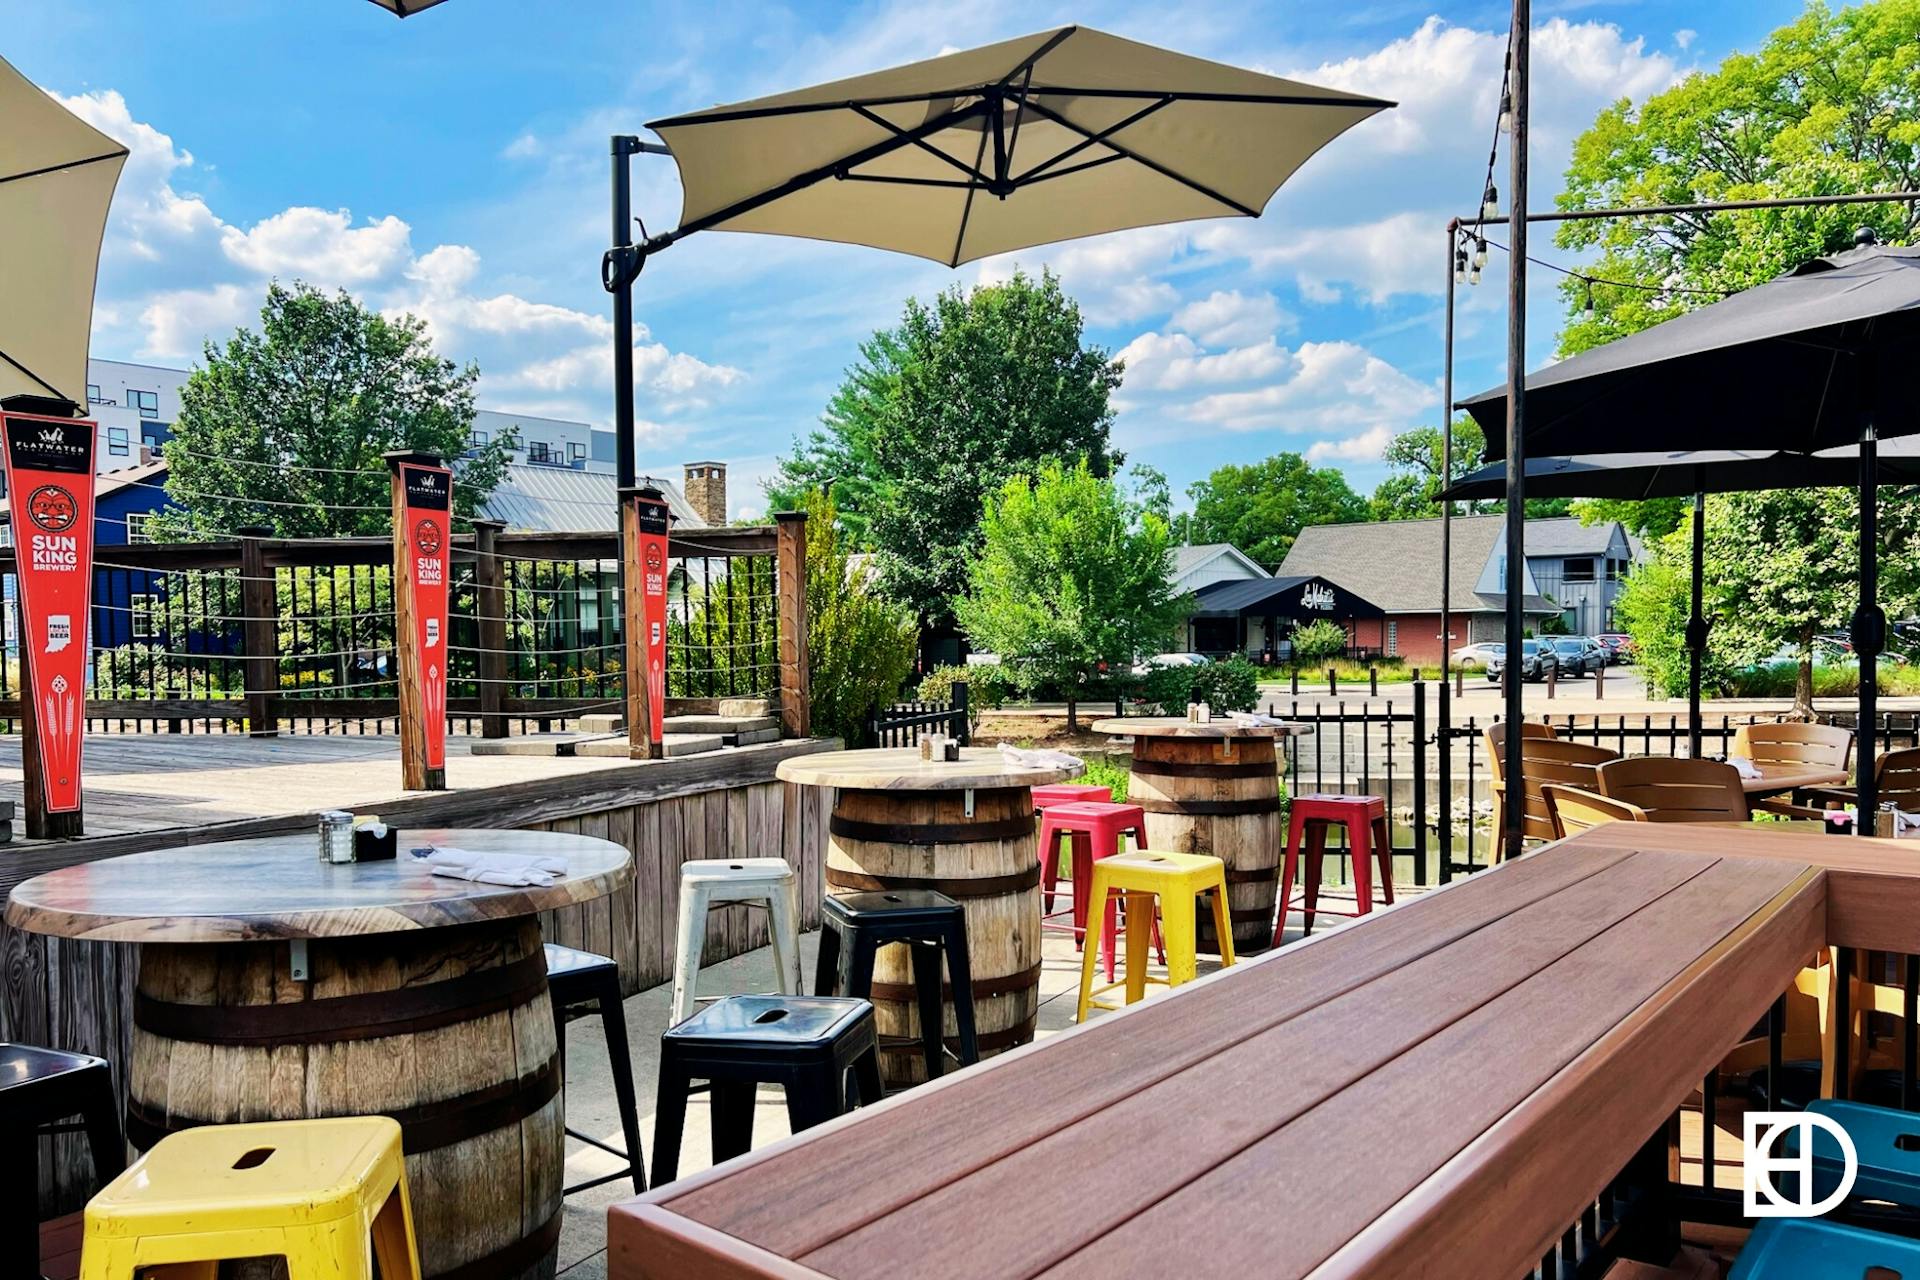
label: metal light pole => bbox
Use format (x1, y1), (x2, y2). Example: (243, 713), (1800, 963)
(1500, 0), (1530, 857)
(1439, 220), (1457, 879)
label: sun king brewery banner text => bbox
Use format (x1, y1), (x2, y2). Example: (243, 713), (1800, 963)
(3, 412), (96, 813)
(636, 490), (670, 743)
(399, 462), (452, 774)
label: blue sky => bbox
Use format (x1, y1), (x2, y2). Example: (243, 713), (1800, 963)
(3, 0), (1806, 517)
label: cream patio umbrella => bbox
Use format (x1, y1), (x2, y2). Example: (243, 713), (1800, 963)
(0, 52), (126, 413)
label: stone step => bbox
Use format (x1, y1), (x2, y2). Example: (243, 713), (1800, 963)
(572, 732), (727, 759)
(575, 713), (623, 733)
(664, 714), (780, 736)
(468, 733), (624, 758)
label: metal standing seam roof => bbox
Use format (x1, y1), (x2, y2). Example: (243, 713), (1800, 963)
(478, 464), (703, 533)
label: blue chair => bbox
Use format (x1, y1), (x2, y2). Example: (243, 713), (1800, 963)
(1732, 1217), (1920, 1278)
(1789, 1099), (1920, 1207)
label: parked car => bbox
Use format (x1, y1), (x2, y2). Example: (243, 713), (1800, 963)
(1451, 641), (1502, 671)
(1547, 636), (1608, 677)
(1486, 640), (1557, 683)
(1594, 633), (1635, 664)
(1132, 652), (1210, 676)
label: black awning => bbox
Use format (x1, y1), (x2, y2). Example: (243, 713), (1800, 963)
(1190, 574), (1384, 621)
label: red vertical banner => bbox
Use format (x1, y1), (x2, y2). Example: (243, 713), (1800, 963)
(399, 462), (452, 772)
(636, 490), (670, 744)
(4, 412), (96, 815)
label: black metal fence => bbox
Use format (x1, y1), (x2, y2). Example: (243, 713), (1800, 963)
(869, 682), (970, 747)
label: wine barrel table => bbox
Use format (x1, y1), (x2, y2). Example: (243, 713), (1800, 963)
(776, 747), (1081, 1087)
(1090, 717), (1311, 956)
(4, 827), (631, 1280)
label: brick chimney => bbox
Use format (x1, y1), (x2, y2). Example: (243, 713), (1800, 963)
(682, 461), (728, 526)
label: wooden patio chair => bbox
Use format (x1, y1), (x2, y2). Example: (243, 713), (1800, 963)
(1484, 720), (1563, 860)
(1802, 745), (1920, 815)
(1732, 720), (1855, 817)
(1487, 738), (1616, 861)
(1540, 784), (1647, 839)
(1595, 756), (1749, 823)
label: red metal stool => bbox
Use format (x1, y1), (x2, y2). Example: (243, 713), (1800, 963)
(1274, 794), (1394, 944)
(1036, 801), (1162, 980)
(1032, 784), (1112, 918)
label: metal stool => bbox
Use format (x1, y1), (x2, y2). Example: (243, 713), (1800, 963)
(545, 944), (645, 1196)
(1731, 1217), (1920, 1278)
(815, 889), (981, 1081)
(671, 857), (801, 1025)
(1275, 794), (1395, 942)
(1, 1043), (123, 1279)
(1032, 783), (1112, 810)
(1076, 851), (1234, 1021)
(1036, 800), (1163, 980)
(651, 995), (882, 1186)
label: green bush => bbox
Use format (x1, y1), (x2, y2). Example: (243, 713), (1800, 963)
(1291, 619), (1347, 663)
(916, 663), (1014, 734)
(1140, 662), (1199, 713)
(1190, 655), (1260, 713)
(802, 490), (919, 746)
(1721, 660), (1920, 698)
(1077, 752), (1132, 802)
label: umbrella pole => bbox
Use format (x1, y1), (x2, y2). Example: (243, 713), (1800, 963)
(1500, 1), (1530, 859)
(1439, 223), (1456, 882)
(1857, 427), (1882, 833)
(1686, 488), (1705, 757)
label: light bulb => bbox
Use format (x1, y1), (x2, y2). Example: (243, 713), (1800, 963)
(1468, 260), (1482, 286)
(1483, 183), (1499, 219)
(1454, 246), (1468, 284)
(1473, 237), (1488, 270)
(1497, 94), (1512, 135)
(1582, 283), (1595, 320)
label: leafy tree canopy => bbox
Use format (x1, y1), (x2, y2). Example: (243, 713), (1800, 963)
(156, 282), (513, 539)
(1177, 452), (1367, 570)
(1369, 417), (1489, 520)
(766, 269), (1121, 624)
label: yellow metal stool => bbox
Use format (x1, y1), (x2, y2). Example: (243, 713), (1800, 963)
(80, 1116), (421, 1280)
(1076, 850), (1235, 1021)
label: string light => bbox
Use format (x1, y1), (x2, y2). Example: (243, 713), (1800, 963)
(1454, 241), (1469, 284)
(1583, 280), (1595, 321)
(1482, 182), (1500, 219)
(1473, 236), (1489, 270)
(1468, 256), (1482, 287)
(1497, 92), (1512, 136)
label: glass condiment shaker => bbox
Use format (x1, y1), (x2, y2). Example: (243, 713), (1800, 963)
(318, 810), (356, 864)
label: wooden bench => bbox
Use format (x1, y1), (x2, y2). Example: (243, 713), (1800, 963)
(608, 835), (1837, 1279)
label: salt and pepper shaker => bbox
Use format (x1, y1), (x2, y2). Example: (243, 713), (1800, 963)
(943, 738), (961, 762)
(919, 733), (935, 761)
(318, 810), (356, 863)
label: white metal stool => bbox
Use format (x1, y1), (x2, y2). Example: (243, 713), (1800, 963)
(671, 857), (801, 1024)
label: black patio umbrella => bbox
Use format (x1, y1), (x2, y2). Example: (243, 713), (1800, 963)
(1441, 442), (1920, 757)
(1457, 236), (1920, 830)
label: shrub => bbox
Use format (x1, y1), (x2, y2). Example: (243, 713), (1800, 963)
(1291, 619), (1347, 663)
(916, 663), (1014, 734)
(1140, 662), (1199, 713)
(1190, 655), (1260, 713)
(802, 490), (919, 746)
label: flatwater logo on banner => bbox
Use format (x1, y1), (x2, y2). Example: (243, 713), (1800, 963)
(3, 413), (97, 812)
(1744, 1111), (1860, 1218)
(400, 464), (452, 769)
(636, 494), (670, 743)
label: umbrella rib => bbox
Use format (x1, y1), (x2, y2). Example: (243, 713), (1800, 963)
(948, 116), (995, 267)
(0, 148), (130, 188)
(840, 174), (982, 189)
(0, 347), (70, 402)
(849, 105), (986, 183)
(1017, 153), (1128, 186)
(1018, 86), (1394, 108)
(1012, 95), (1172, 183)
(1017, 97), (1258, 216)
(996, 27), (1078, 87)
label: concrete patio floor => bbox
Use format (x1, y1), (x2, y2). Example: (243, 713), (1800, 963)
(548, 893), (1352, 1277)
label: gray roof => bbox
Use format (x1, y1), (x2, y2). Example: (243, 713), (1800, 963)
(1519, 515), (1620, 557)
(1192, 575), (1384, 619)
(1278, 515), (1571, 615)
(1168, 542), (1266, 581)
(479, 464), (701, 533)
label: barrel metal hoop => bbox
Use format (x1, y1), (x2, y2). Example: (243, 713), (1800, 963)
(866, 960), (1044, 1004)
(830, 814), (1035, 845)
(1222, 867), (1280, 885)
(132, 949), (549, 1047)
(826, 864), (1042, 898)
(1127, 759), (1276, 779)
(1131, 795), (1283, 816)
(125, 1053), (561, 1156)
(878, 1012), (1038, 1057)
(437, 1207), (564, 1280)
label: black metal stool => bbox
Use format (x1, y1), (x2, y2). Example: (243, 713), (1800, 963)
(1, 1043), (124, 1278)
(815, 889), (981, 1080)
(545, 943), (645, 1195)
(651, 995), (882, 1185)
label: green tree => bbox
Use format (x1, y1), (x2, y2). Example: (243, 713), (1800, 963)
(1182, 453), (1367, 569)
(956, 460), (1186, 732)
(1556, 0), (1920, 699)
(1570, 496), (1691, 539)
(1369, 418), (1489, 520)
(767, 270), (1121, 623)
(155, 283), (513, 539)
(801, 489), (919, 746)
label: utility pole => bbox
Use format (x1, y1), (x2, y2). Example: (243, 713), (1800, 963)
(1501, 1), (1530, 857)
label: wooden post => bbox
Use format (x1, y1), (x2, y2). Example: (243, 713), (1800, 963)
(775, 511), (810, 738)
(471, 518), (508, 739)
(621, 492), (656, 760)
(15, 639), (78, 838)
(388, 454), (445, 790)
(239, 526), (277, 739)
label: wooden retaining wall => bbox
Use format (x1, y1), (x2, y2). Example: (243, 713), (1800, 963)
(0, 737), (835, 1215)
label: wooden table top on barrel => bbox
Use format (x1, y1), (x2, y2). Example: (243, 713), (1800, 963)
(775, 747), (1082, 791)
(1090, 716), (1312, 739)
(3, 827), (631, 943)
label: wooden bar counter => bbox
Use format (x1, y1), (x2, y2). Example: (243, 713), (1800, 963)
(7, 828), (631, 1280)
(1090, 716), (1309, 955)
(776, 747), (1080, 1086)
(604, 822), (1920, 1280)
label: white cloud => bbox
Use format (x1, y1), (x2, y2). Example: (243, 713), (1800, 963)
(1675, 29), (1698, 50)
(1115, 332), (1292, 392)
(1307, 425), (1395, 464)
(502, 132), (541, 160)
(1172, 290), (1294, 347)
(1181, 340), (1435, 434)
(220, 208), (414, 282)
(138, 284), (254, 360)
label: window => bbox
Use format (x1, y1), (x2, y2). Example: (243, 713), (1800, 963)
(527, 441), (556, 465)
(142, 429), (166, 454)
(469, 428), (488, 448)
(1562, 557), (1596, 583)
(86, 383), (103, 405)
(131, 390), (160, 419)
(125, 513), (153, 544)
(1387, 620), (1398, 656)
(1606, 557), (1627, 581)
(107, 426), (130, 456)
(568, 441), (586, 463)
(131, 593), (157, 639)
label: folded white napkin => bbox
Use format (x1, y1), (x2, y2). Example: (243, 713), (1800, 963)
(999, 743), (1083, 770)
(1229, 712), (1285, 728)
(426, 846), (568, 888)
(1726, 756), (1762, 780)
